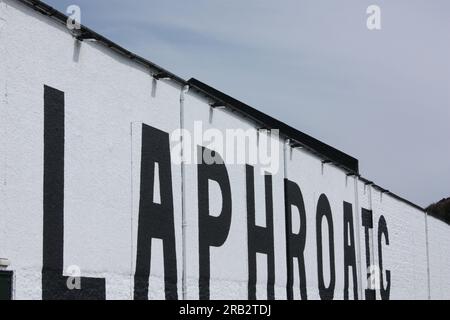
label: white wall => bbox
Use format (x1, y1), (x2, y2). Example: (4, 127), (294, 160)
(0, 0), (449, 300)
(182, 92), (287, 300)
(371, 191), (429, 300)
(428, 216), (450, 300)
(285, 148), (362, 300)
(0, 0), (183, 300)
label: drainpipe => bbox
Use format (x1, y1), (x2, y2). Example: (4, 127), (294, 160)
(180, 85), (190, 300)
(352, 176), (364, 300)
(424, 211), (431, 300)
(367, 183), (376, 299)
(283, 140), (289, 191)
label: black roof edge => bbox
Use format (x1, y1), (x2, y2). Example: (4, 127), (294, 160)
(188, 78), (359, 174)
(359, 176), (426, 212)
(16, 0), (188, 86)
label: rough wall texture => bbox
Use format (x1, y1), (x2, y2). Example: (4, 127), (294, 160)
(0, 0), (449, 300)
(428, 216), (450, 300)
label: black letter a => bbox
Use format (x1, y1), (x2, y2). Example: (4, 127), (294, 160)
(134, 124), (178, 300)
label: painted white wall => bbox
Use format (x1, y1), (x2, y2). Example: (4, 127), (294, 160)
(182, 92), (287, 300)
(0, 0), (449, 300)
(0, 0), (183, 300)
(370, 191), (429, 300)
(428, 216), (450, 300)
(285, 148), (362, 300)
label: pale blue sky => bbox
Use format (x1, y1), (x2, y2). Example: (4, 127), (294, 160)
(44, 0), (450, 207)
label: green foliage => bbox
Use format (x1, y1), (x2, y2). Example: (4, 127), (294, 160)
(426, 198), (450, 224)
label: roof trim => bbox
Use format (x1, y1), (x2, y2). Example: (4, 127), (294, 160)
(359, 177), (425, 212)
(188, 78), (359, 173)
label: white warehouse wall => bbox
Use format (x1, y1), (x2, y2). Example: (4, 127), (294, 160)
(428, 216), (450, 300)
(285, 147), (362, 300)
(370, 190), (429, 300)
(0, 0), (449, 300)
(0, 0), (184, 300)
(182, 92), (288, 300)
